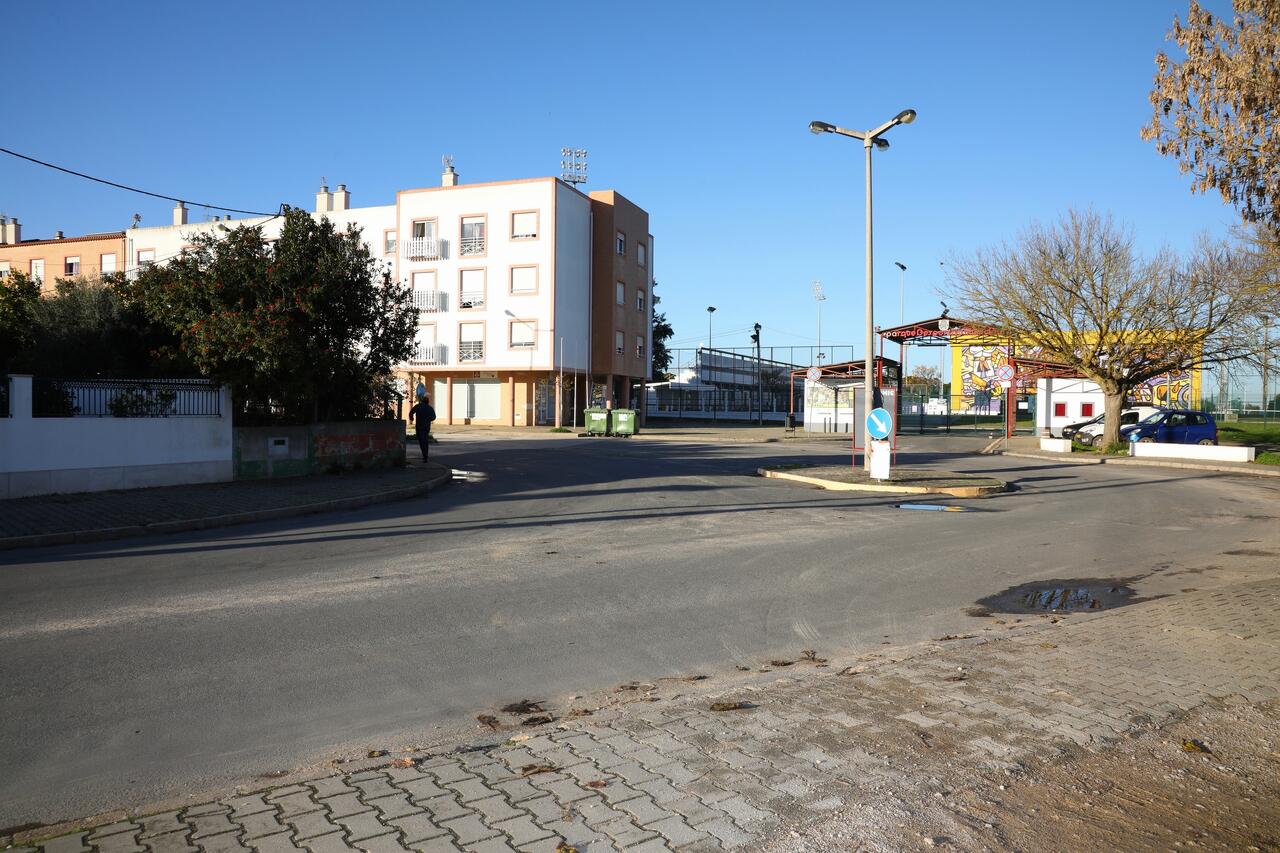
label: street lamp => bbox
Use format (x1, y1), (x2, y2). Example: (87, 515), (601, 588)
(894, 261), (907, 324)
(706, 305), (716, 384)
(812, 280), (826, 366)
(810, 108), (917, 469)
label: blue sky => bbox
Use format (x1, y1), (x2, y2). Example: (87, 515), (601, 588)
(3, 0), (1239, 363)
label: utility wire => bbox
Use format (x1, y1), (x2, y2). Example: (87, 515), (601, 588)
(0, 146), (286, 217)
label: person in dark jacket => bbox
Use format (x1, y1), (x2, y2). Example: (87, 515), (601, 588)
(408, 394), (436, 462)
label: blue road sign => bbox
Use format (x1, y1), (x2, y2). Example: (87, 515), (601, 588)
(866, 407), (893, 440)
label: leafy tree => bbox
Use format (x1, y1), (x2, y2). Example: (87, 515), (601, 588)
(120, 208), (417, 423)
(905, 365), (942, 387)
(1143, 1), (1280, 228)
(948, 209), (1271, 447)
(0, 270), (40, 372)
(651, 289), (674, 380)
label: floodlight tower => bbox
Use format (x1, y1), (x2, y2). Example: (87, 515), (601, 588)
(560, 148), (588, 186)
(812, 280), (826, 365)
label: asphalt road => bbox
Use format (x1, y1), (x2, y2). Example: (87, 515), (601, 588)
(3, 434), (1279, 827)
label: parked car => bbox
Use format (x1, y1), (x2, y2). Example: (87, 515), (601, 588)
(1078, 406), (1165, 448)
(1061, 415), (1102, 442)
(1120, 409), (1218, 445)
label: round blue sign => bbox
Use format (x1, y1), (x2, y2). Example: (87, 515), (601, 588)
(866, 407), (893, 440)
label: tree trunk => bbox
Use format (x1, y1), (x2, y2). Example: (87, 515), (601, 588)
(1100, 387), (1127, 448)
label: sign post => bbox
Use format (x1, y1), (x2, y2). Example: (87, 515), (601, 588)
(866, 406), (893, 481)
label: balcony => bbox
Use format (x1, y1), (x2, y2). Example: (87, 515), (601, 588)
(412, 290), (447, 313)
(459, 341), (484, 362)
(459, 236), (486, 257)
(410, 343), (447, 365)
(459, 291), (485, 310)
(403, 237), (446, 261)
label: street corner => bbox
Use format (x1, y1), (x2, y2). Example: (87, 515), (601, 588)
(757, 464), (1008, 498)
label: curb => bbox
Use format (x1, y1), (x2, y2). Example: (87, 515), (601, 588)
(0, 466), (454, 553)
(759, 467), (1007, 497)
(1002, 450), (1280, 476)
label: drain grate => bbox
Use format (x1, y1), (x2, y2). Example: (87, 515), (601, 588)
(1021, 587), (1116, 611)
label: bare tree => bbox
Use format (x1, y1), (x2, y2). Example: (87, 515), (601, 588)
(1142, 0), (1280, 228)
(948, 209), (1268, 447)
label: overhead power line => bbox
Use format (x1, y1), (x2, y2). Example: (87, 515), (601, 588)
(0, 146), (285, 217)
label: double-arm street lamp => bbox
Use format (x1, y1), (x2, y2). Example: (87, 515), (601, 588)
(810, 109), (916, 469)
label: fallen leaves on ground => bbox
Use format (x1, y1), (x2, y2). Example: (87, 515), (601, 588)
(521, 763), (558, 777)
(935, 634), (977, 641)
(1039, 642), (1058, 649)
(389, 758), (414, 768)
(800, 649), (829, 664)
(501, 699), (545, 714)
(585, 779), (609, 789)
(367, 750), (388, 758)
(710, 701), (756, 712)
(1181, 738), (1212, 754)
(769, 659), (795, 667)
(477, 714), (501, 730)
(555, 844), (579, 853)
(522, 715), (554, 726)
(567, 708), (593, 717)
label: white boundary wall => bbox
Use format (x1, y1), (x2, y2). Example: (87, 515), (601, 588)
(0, 376), (234, 498)
(1131, 442), (1255, 463)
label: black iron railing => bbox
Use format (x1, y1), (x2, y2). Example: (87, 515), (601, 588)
(32, 378), (221, 418)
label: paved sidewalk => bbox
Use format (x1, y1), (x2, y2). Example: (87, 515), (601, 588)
(1000, 435), (1280, 477)
(10, 575), (1278, 851)
(0, 462), (452, 551)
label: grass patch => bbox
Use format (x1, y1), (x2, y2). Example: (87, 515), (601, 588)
(1218, 422), (1280, 446)
(1255, 451), (1280, 465)
(547, 426), (572, 433)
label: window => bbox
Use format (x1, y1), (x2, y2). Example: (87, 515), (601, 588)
(384, 230), (398, 255)
(1081, 403), (1095, 417)
(63, 256), (81, 276)
(100, 253), (117, 274)
(459, 322), (485, 362)
(1188, 413), (1208, 426)
(412, 324), (439, 364)
(511, 210), (538, 240)
(510, 319), (536, 348)
(0, 261), (10, 279)
(510, 265), (538, 294)
(615, 231), (625, 256)
(1053, 402), (1067, 418)
(411, 271), (441, 312)
(615, 330), (624, 355)
(635, 336), (645, 358)
(636, 289), (646, 313)
(1121, 412), (1138, 425)
(137, 249), (155, 267)
(459, 268), (485, 309)
(30, 258), (44, 281)
(637, 242), (647, 268)
(616, 281), (625, 305)
(411, 220), (436, 240)
(1168, 413), (1189, 428)
(460, 215), (486, 256)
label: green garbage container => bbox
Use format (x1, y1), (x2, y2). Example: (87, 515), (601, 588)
(611, 409), (638, 436)
(585, 408), (609, 436)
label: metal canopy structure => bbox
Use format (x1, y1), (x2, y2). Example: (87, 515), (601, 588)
(787, 357), (902, 458)
(876, 316), (1081, 438)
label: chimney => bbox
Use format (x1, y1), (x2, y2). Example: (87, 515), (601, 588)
(173, 201), (188, 226)
(0, 216), (7, 245)
(442, 163), (458, 187)
(55, 230), (64, 240)
(332, 184), (350, 211)
(315, 182), (332, 213)
(10, 217), (20, 244)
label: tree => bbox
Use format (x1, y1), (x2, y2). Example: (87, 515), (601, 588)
(1143, 1), (1280, 228)
(947, 209), (1270, 447)
(651, 289), (674, 380)
(905, 365), (942, 387)
(0, 270), (40, 372)
(120, 208), (417, 423)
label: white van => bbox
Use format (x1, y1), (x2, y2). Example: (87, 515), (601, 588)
(1076, 406), (1164, 447)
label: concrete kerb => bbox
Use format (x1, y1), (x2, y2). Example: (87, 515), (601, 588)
(1003, 450), (1280, 477)
(0, 464), (454, 552)
(758, 467), (1008, 498)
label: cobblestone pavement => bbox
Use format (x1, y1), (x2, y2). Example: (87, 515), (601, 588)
(8, 575), (1278, 852)
(0, 463), (451, 547)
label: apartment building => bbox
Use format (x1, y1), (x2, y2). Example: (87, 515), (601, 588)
(395, 166), (653, 427)
(0, 217), (126, 293)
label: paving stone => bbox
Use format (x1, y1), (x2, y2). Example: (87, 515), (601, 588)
(624, 840), (672, 853)
(462, 839), (518, 853)
(468, 797), (521, 825)
(88, 824), (141, 842)
(618, 796), (676, 827)
(397, 777), (450, 803)
(387, 813), (448, 844)
(405, 838), (461, 853)
(193, 831), (251, 853)
(436, 815), (497, 846)
(142, 831), (197, 853)
(42, 833), (91, 853)
(96, 832), (145, 853)
(594, 817), (658, 848)
(247, 832), (300, 853)
(311, 778), (359, 800)
(644, 816), (707, 847)
(138, 812), (187, 839)
(367, 794), (422, 821)
(338, 811), (396, 843)
(271, 792), (323, 819)
(287, 810), (342, 842)
(322, 793), (369, 819)
(419, 795), (474, 823)
(300, 833), (352, 853)
(188, 815), (237, 840)
(488, 816), (553, 848)
(353, 778), (401, 802)
(224, 796), (275, 819)
(424, 764), (476, 786)
(694, 817), (756, 849)
(239, 811), (290, 841)
(352, 834), (412, 853)
(443, 777), (495, 804)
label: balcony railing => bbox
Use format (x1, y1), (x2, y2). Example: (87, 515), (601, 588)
(459, 291), (485, 309)
(459, 341), (485, 362)
(410, 344), (447, 365)
(412, 290), (447, 313)
(459, 236), (486, 256)
(403, 237), (446, 261)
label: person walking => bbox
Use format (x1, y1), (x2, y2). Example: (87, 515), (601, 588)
(408, 394), (436, 463)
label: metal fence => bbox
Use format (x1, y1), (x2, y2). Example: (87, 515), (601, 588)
(645, 387), (796, 423)
(32, 378), (221, 418)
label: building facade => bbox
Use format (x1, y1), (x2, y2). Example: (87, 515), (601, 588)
(0, 217), (126, 293)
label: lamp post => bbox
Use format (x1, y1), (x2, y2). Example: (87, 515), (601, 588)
(812, 280), (825, 366)
(810, 109), (917, 469)
(894, 261), (907, 324)
(706, 305), (716, 385)
(751, 323), (762, 425)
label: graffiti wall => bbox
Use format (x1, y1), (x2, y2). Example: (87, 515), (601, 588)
(949, 341), (1200, 412)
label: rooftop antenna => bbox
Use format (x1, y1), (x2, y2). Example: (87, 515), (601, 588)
(131, 213), (142, 229)
(442, 155), (453, 170)
(560, 148), (587, 186)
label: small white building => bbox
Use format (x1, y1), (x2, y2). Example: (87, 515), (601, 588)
(1036, 378), (1106, 436)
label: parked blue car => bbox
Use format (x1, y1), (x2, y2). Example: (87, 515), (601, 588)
(1120, 409), (1218, 445)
